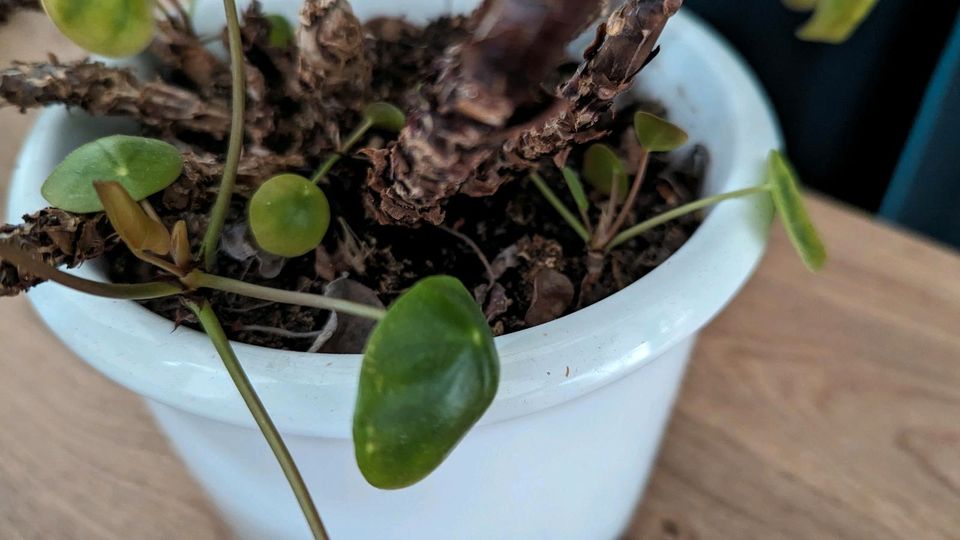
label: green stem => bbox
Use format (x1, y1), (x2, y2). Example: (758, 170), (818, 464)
(185, 271), (387, 321)
(311, 117), (374, 184)
(201, 0), (247, 271)
(607, 185), (771, 250)
(602, 149), (650, 249)
(0, 241), (182, 299)
(529, 172), (591, 243)
(186, 301), (329, 540)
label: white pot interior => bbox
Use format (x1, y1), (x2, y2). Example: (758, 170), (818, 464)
(6, 1), (780, 439)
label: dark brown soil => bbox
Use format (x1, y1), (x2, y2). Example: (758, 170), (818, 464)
(106, 13), (705, 353)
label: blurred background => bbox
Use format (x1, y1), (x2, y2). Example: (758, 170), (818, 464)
(685, 0), (960, 248)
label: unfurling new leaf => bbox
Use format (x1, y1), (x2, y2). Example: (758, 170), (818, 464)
(170, 220), (192, 272)
(93, 181), (170, 255)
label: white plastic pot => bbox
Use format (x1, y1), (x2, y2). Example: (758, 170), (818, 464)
(7, 1), (780, 538)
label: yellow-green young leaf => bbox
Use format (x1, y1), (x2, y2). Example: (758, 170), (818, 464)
(561, 167), (589, 214)
(354, 276), (499, 489)
(633, 111), (689, 152)
(265, 14), (294, 48)
(364, 102), (406, 132)
(94, 181), (171, 255)
(170, 220), (192, 271)
(583, 144), (628, 198)
(41, 0), (156, 58)
(249, 174), (331, 258)
(783, 0), (818, 11)
(796, 0), (879, 44)
(766, 151), (827, 272)
(42, 135), (183, 214)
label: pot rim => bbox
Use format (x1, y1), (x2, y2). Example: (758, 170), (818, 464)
(7, 9), (781, 438)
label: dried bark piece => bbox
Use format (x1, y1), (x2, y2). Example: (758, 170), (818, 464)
(366, 15), (471, 107)
(151, 18), (231, 99)
(524, 268), (574, 326)
(0, 208), (113, 296)
(366, 0), (601, 225)
(481, 282), (511, 322)
(367, 0), (681, 225)
(237, 3), (302, 148)
(0, 61), (233, 139)
(297, 0), (371, 112)
(503, 0), (683, 164)
(456, 0), (602, 126)
(0, 0), (38, 23)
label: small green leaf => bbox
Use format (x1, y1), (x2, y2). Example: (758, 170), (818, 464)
(265, 14), (294, 48)
(41, 0), (156, 57)
(94, 181), (171, 255)
(766, 151), (827, 272)
(633, 111), (689, 153)
(42, 135), (183, 214)
(561, 167), (589, 214)
(363, 102), (406, 132)
(796, 0), (879, 44)
(583, 144), (628, 198)
(249, 174), (331, 258)
(354, 276), (500, 490)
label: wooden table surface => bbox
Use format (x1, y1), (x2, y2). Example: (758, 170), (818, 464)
(3, 12), (960, 540)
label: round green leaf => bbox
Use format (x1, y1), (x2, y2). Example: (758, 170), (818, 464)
(249, 174), (331, 258)
(363, 102), (406, 133)
(633, 111), (689, 153)
(41, 0), (156, 58)
(354, 276), (500, 490)
(583, 143), (628, 197)
(767, 150), (827, 271)
(265, 14), (294, 48)
(42, 135), (183, 214)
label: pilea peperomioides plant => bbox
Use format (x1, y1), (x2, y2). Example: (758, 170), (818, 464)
(0, 0), (840, 538)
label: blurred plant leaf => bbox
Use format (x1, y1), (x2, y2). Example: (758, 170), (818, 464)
(766, 151), (827, 271)
(783, 0), (818, 11)
(364, 102), (407, 133)
(354, 276), (499, 489)
(795, 0), (879, 43)
(40, 0), (156, 57)
(94, 181), (171, 255)
(583, 144), (628, 198)
(634, 111), (689, 152)
(561, 167), (589, 215)
(249, 174), (331, 258)
(265, 14), (294, 48)
(42, 135), (183, 214)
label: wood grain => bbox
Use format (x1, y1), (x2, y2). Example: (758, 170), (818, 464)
(3, 10), (960, 540)
(0, 12), (231, 540)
